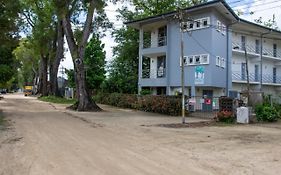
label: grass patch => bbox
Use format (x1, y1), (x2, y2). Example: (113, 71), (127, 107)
(38, 96), (76, 104)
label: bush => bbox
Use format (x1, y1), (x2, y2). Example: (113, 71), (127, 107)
(255, 104), (279, 122)
(215, 109), (235, 123)
(93, 93), (182, 116)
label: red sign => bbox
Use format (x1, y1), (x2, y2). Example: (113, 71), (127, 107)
(205, 99), (211, 105)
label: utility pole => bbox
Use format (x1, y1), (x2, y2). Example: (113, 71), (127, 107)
(244, 48), (250, 106)
(175, 7), (186, 124)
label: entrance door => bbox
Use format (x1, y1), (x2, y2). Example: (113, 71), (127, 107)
(202, 90), (213, 112)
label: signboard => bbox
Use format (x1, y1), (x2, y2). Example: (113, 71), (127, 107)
(195, 66), (205, 85)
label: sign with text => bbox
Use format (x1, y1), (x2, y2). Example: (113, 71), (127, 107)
(195, 66), (205, 85)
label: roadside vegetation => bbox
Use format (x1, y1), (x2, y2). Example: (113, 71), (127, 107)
(38, 96), (76, 105)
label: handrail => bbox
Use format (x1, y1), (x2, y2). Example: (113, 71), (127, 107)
(232, 42), (281, 58)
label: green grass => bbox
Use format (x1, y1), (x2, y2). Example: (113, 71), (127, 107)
(38, 96), (76, 104)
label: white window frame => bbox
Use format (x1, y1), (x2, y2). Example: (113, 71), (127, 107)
(220, 57), (225, 68)
(194, 55), (201, 64)
(221, 24), (226, 35)
(187, 17), (210, 31)
(216, 20), (221, 32)
(180, 56), (188, 66)
(187, 21), (194, 31)
(181, 22), (188, 32)
(188, 55), (194, 65)
(202, 17), (210, 28)
(200, 54), (209, 64)
(195, 20), (201, 29)
(216, 56), (220, 66)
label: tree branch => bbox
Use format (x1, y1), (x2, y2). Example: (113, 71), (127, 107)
(80, 0), (96, 49)
(62, 15), (78, 59)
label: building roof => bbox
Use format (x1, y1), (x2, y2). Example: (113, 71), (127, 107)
(125, 0), (281, 38)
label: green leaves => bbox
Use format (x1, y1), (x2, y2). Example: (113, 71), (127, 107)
(84, 34), (106, 90)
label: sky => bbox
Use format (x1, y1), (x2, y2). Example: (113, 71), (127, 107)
(59, 0), (281, 74)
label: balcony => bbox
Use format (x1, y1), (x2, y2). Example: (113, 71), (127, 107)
(142, 68), (166, 79)
(232, 42), (281, 60)
(143, 36), (167, 49)
(232, 71), (281, 85)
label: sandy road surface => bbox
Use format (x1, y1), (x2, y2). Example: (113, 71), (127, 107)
(1, 93), (281, 175)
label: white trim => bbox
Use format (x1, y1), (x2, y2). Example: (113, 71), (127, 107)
(184, 54), (210, 66)
(185, 17), (210, 32)
(216, 56), (220, 66)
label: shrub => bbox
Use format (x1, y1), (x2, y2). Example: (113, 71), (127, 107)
(215, 109), (235, 123)
(93, 93), (182, 116)
(255, 104), (279, 122)
(140, 89), (152, 95)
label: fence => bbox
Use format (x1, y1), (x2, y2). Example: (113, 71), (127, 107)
(187, 96), (220, 112)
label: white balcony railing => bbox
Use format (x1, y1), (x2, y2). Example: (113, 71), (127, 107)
(232, 71), (281, 84)
(232, 42), (281, 58)
(143, 36), (167, 49)
(142, 68), (166, 79)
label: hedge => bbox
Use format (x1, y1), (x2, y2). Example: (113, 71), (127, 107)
(93, 93), (182, 116)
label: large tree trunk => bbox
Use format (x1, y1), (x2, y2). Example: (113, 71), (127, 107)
(50, 20), (64, 96)
(41, 55), (48, 96)
(37, 54), (48, 96)
(61, 0), (101, 111)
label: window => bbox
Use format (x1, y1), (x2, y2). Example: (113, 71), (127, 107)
(195, 20), (200, 28)
(180, 56), (187, 66)
(216, 20), (226, 35)
(195, 55), (201, 64)
(184, 54), (210, 66)
(216, 20), (221, 32)
(158, 26), (167, 47)
(188, 22), (194, 30)
(187, 17), (210, 31)
(273, 44), (277, 57)
(221, 24), (226, 35)
(182, 22), (188, 32)
(255, 40), (260, 54)
(157, 56), (166, 78)
(202, 18), (208, 27)
(241, 36), (246, 51)
(188, 56), (194, 65)
(220, 57), (225, 68)
(200, 54), (209, 64)
(216, 56), (220, 66)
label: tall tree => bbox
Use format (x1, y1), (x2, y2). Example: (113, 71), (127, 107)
(66, 34), (106, 93)
(0, 0), (21, 87)
(21, 0), (57, 96)
(54, 0), (108, 111)
(84, 34), (106, 92)
(49, 19), (65, 96)
(13, 39), (40, 90)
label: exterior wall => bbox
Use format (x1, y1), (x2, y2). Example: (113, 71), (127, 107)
(166, 8), (230, 91)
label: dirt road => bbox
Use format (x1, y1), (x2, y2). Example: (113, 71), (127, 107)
(1, 93), (281, 175)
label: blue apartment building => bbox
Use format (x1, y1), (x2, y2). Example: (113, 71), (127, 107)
(126, 0), (281, 101)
